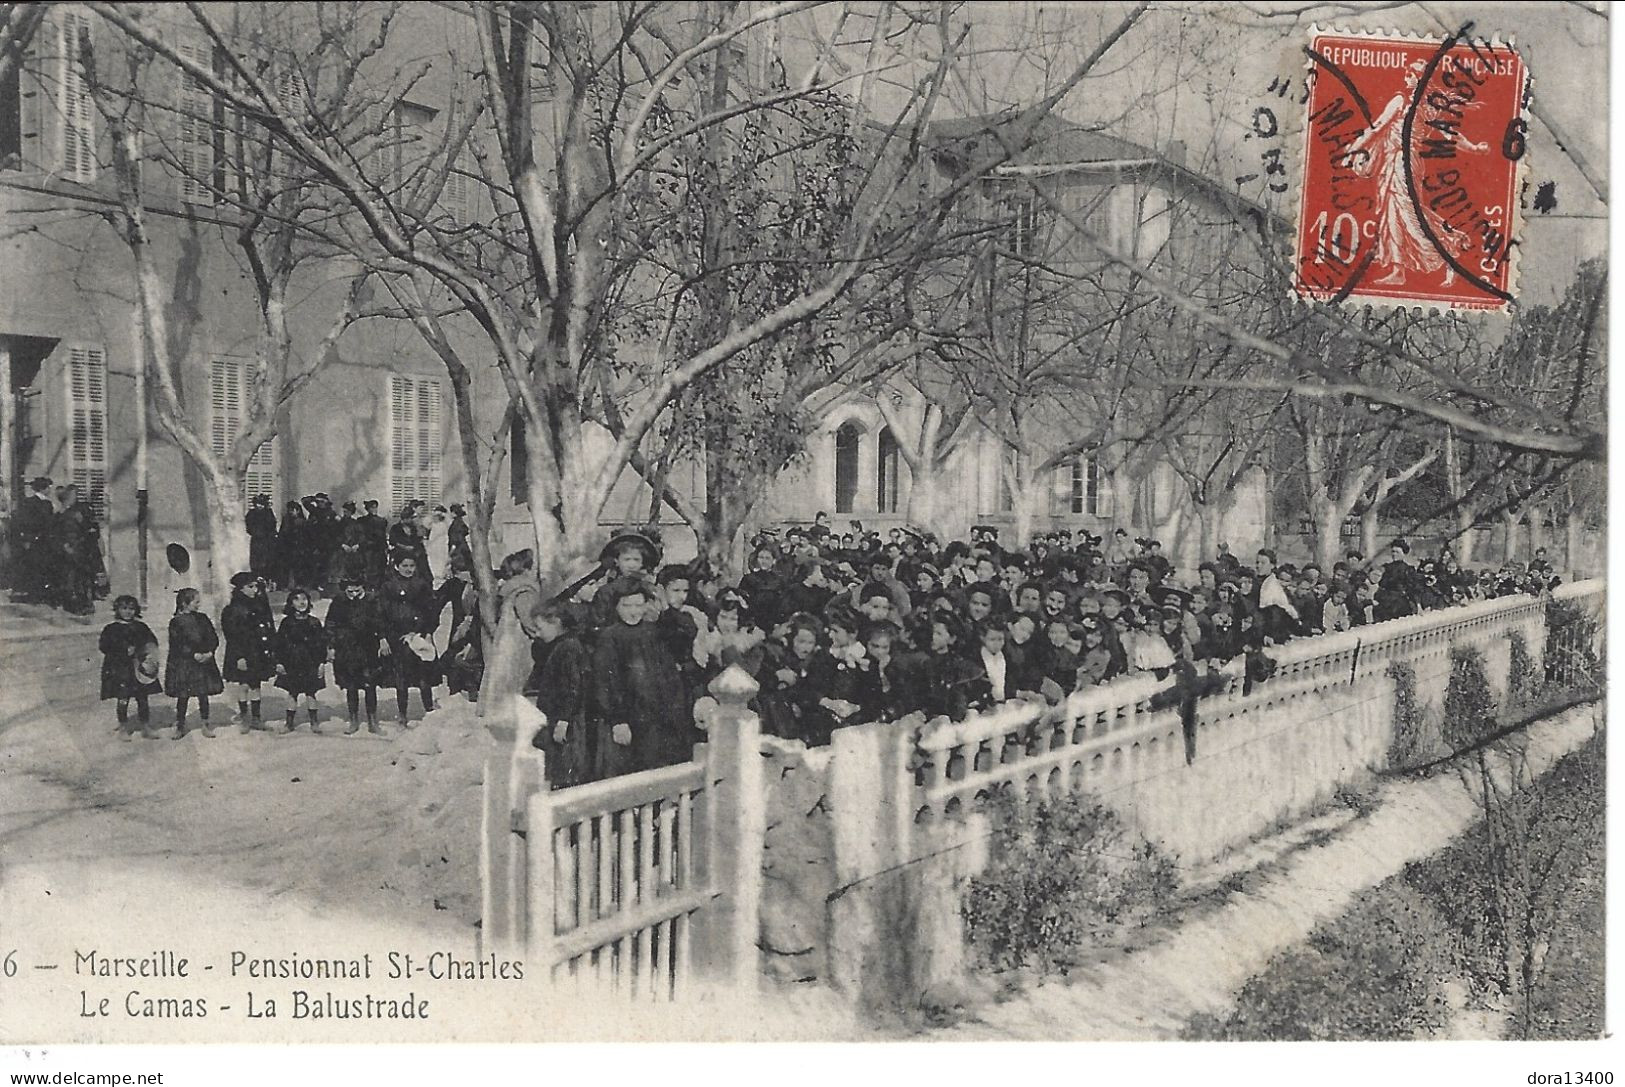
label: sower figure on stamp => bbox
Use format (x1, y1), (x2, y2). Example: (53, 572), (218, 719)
(1345, 59), (1489, 288)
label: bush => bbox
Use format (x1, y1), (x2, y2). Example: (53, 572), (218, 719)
(1506, 631), (1542, 712)
(1441, 646), (1498, 751)
(963, 789), (1179, 975)
(1182, 881), (1457, 1040)
(1544, 599), (1601, 693)
(1385, 661), (1429, 768)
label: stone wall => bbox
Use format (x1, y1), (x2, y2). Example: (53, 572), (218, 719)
(773, 581), (1603, 1008)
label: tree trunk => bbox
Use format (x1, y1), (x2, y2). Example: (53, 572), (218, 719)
(1311, 499), (1346, 571)
(1009, 474), (1045, 547)
(1502, 510), (1520, 563)
(905, 460), (955, 540)
(198, 473), (249, 613)
(1360, 504), (1380, 561)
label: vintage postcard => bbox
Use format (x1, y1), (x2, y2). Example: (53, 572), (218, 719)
(0, 0), (1608, 1077)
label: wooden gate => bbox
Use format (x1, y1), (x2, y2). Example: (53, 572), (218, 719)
(480, 666), (764, 998)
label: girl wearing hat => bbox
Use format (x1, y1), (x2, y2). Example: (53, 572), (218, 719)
(164, 588), (224, 738)
(274, 589), (328, 732)
(99, 595), (161, 739)
(222, 572), (277, 732)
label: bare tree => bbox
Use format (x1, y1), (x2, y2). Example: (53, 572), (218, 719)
(65, 5), (365, 605)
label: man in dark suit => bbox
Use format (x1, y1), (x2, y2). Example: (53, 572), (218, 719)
(9, 476), (57, 604)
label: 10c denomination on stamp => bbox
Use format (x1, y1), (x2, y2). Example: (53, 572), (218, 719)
(1295, 26), (1529, 311)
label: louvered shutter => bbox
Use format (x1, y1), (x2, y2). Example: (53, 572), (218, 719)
(67, 345), (107, 518)
(211, 359), (278, 502)
(389, 375), (441, 508)
(59, 10), (94, 182)
(440, 152), (473, 223)
(419, 379), (442, 501)
(175, 40), (214, 204)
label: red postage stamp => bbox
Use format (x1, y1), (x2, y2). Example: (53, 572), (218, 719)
(1294, 27), (1529, 310)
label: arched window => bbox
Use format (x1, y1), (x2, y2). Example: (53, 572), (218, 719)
(834, 422), (861, 513)
(876, 426), (900, 514)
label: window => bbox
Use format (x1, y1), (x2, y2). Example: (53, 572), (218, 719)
(58, 9), (94, 182)
(876, 426), (900, 514)
(510, 413), (527, 504)
(175, 40), (215, 204)
(210, 359), (278, 501)
(389, 374), (442, 508)
(1056, 455), (1101, 516)
(834, 421), (860, 514)
(1007, 192), (1039, 258)
(438, 150), (474, 223)
(0, 43), (21, 169)
(65, 344), (107, 518)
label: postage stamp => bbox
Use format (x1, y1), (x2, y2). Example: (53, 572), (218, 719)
(1294, 26), (1529, 310)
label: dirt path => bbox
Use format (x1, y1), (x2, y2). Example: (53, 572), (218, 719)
(928, 702), (1604, 1041)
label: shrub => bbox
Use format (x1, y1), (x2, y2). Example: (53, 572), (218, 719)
(963, 789), (1179, 975)
(1506, 631), (1542, 712)
(1441, 646), (1498, 751)
(1385, 661), (1429, 768)
(1182, 881), (1456, 1040)
(1544, 598), (1601, 694)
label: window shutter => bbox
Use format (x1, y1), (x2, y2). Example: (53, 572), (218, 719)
(211, 359), (278, 502)
(420, 379), (442, 501)
(67, 344), (107, 518)
(439, 152), (473, 223)
(175, 40), (215, 204)
(58, 9), (95, 182)
(389, 375), (409, 509)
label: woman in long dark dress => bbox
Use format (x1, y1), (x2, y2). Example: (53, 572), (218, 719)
(99, 594), (161, 739)
(591, 578), (691, 777)
(278, 502), (309, 590)
(54, 485), (99, 615)
(246, 496), (279, 586)
(325, 577), (386, 734)
(274, 588), (328, 733)
(164, 588), (223, 738)
(221, 572), (276, 731)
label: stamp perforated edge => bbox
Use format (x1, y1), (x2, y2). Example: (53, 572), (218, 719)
(1286, 22), (1530, 315)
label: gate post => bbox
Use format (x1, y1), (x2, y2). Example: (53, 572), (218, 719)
(694, 664), (765, 992)
(479, 696), (548, 958)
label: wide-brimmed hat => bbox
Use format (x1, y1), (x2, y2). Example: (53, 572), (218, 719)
(599, 530), (661, 570)
(230, 571), (258, 589)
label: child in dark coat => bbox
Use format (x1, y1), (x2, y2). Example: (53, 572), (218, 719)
(164, 587), (224, 739)
(274, 588), (328, 733)
(529, 600), (592, 788)
(100, 594), (161, 739)
(591, 579), (691, 777)
(325, 577), (386, 734)
(221, 571), (276, 731)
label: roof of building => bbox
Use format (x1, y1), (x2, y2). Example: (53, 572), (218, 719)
(922, 110), (1292, 240)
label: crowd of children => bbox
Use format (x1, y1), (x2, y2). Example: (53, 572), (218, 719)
(96, 514), (1562, 768)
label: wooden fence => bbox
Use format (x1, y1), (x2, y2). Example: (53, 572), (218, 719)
(481, 666), (765, 999)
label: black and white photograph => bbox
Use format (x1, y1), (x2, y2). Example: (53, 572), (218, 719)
(0, 0), (1609, 1073)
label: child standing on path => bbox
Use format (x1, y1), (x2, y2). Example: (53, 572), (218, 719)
(274, 588), (328, 733)
(325, 577), (386, 734)
(99, 594), (160, 740)
(164, 588), (224, 739)
(222, 571), (276, 732)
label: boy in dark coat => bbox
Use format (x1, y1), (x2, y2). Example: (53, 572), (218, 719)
(100, 594), (161, 739)
(221, 571), (277, 731)
(246, 496), (279, 586)
(326, 577), (387, 733)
